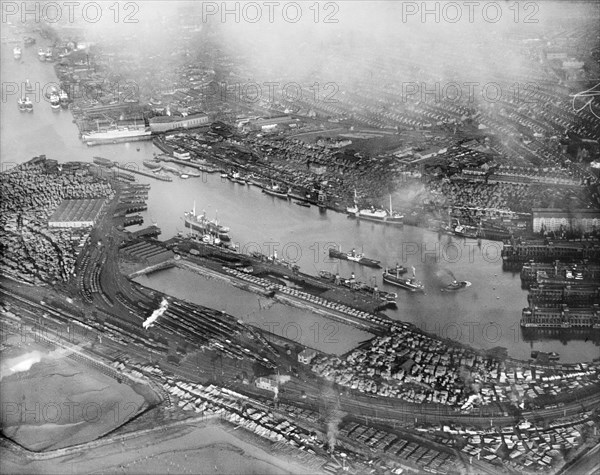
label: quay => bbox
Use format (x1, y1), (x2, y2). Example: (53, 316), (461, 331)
(113, 165), (173, 182)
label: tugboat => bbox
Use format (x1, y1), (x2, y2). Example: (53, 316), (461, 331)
(383, 265), (424, 292)
(441, 280), (472, 292)
(13, 46), (22, 60)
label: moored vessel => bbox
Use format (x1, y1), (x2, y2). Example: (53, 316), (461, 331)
(262, 182), (288, 199)
(49, 92), (60, 109)
(13, 46), (22, 59)
(59, 89), (69, 108)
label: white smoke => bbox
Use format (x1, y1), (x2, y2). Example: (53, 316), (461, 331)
(143, 298), (169, 329)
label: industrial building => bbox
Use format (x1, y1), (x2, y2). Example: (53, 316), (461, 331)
(149, 113), (210, 133)
(48, 199), (106, 228)
(533, 208), (600, 233)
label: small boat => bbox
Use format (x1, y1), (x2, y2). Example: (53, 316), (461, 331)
(13, 46), (22, 60)
(45, 48), (53, 61)
(38, 48), (46, 61)
(23, 36), (35, 46)
(24, 96), (33, 112)
(441, 280), (471, 292)
(318, 270), (335, 280)
(25, 79), (33, 91)
(17, 97), (27, 112)
(295, 201), (310, 207)
(180, 174), (189, 179)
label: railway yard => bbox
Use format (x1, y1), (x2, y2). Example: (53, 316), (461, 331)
(2, 156), (600, 475)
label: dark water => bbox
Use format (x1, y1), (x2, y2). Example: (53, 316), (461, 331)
(2, 41), (598, 363)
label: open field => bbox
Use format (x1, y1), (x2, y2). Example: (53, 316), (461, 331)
(0, 423), (319, 474)
(1, 339), (150, 451)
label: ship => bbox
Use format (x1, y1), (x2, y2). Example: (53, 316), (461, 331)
(318, 270), (335, 281)
(143, 160), (162, 171)
(92, 156), (116, 167)
(59, 89), (69, 108)
(441, 280), (472, 292)
(37, 48), (46, 61)
(454, 224), (479, 239)
(184, 203), (231, 242)
(229, 171), (247, 185)
(81, 126), (152, 145)
(13, 46), (21, 59)
(328, 247), (381, 268)
(49, 92), (60, 109)
(262, 182), (288, 199)
(531, 350), (560, 361)
(347, 192), (403, 225)
(383, 265), (425, 292)
(24, 96), (33, 112)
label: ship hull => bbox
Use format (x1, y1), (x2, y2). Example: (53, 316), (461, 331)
(382, 274), (424, 292)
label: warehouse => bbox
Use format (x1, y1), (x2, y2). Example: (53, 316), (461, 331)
(48, 199), (106, 228)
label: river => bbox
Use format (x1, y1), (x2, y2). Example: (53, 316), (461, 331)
(2, 39), (598, 363)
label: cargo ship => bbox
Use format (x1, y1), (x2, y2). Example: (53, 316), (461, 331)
(347, 193), (403, 225)
(328, 247), (381, 268)
(184, 203), (231, 242)
(383, 265), (424, 292)
(82, 126), (152, 145)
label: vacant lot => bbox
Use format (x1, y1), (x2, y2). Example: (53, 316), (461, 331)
(1, 342), (149, 451)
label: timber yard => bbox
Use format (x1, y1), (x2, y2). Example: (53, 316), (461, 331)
(2, 3), (600, 475)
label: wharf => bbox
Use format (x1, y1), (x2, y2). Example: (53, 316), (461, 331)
(154, 154), (219, 173)
(114, 166), (172, 182)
